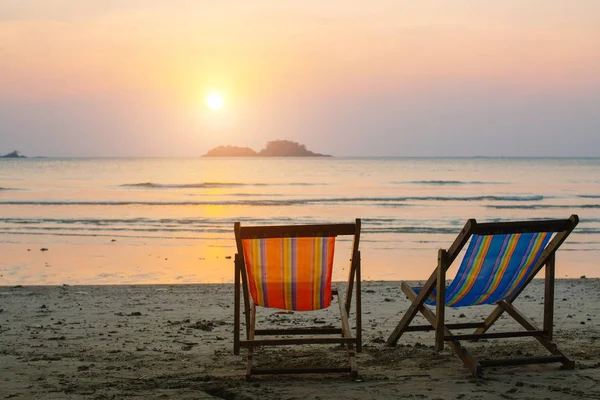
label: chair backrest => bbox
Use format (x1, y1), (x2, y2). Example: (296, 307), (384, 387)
(443, 232), (553, 307)
(235, 221), (360, 311)
(425, 215), (578, 308)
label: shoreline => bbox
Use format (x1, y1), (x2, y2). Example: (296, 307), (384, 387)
(1, 280), (598, 399)
(1, 276), (597, 288)
(1, 236), (598, 286)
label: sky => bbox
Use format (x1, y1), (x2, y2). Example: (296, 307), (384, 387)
(1, 1), (600, 157)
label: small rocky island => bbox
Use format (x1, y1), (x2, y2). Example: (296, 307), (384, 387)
(203, 140), (331, 157)
(1, 151), (26, 158)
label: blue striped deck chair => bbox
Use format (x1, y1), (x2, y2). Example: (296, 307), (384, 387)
(386, 215), (579, 375)
(233, 219), (362, 380)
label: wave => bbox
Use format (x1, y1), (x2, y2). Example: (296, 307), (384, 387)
(0, 195), (546, 207)
(391, 180), (505, 186)
(0, 224), (487, 236)
(0, 217), (301, 226)
(577, 194), (600, 199)
(366, 226), (600, 235)
(395, 195), (545, 202)
(482, 217), (600, 225)
(365, 227), (461, 234)
(3, 214), (600, 241)
(4, 214), (596, 230)
(0, 226), (231, 234)
(487, 204), (600, 210)
(1, 216), (440, 228)
(0, 230), (213, 240)
(567, 228), (600, 234)
(4, 224), (600, 237)
(350, 195), (543, 202)
(120, 182), (323, 189)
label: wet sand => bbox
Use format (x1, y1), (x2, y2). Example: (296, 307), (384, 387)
(1, 280), (599, 399)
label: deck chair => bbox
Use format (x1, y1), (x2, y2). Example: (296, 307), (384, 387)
(386, 215), (579, 375)
(233, 219), (362, 379)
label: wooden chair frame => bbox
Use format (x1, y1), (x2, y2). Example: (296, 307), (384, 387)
(233, 219), (362, 379)
(386, 215), (579, 375)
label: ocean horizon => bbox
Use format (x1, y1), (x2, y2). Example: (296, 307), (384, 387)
(4, 155), (600, 159)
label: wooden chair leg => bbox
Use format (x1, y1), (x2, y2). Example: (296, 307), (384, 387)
(500, 300), (574, 369)
(544, 254), (555, 340)
(474, 303), (504, 335)
(387, 218), (473, 345)
(386, 276), (438, 346)
(245, 304), (256, 381)
(476, 258), (555, 336)
(476, 222), (576, 335)
(234, 256), (241, 355)
(337, 284), (358, 377)
(246, 351), (254, 381)
(356, 253), (362, 353)
(435, 250), (447, 351)
(403, 284), (482, 375)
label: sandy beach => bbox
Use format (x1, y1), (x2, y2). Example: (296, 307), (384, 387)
(1, 279), (599, 399)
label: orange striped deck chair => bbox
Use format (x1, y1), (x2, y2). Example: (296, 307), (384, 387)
(233, 220), (361, 379)
(386, 215), (579, 375)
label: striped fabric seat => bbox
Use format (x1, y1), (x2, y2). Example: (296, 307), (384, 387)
(242, 236), (336, 311)
(423, 232), (553, 307)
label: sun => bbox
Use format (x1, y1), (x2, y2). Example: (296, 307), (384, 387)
(205, 91), (224, 111)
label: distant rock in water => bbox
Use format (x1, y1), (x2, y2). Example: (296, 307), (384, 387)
(203, 146), (258, 157)
(258, 140), (330, 157)
(203, 140), (331, 157)
(1, 151), (26, 158)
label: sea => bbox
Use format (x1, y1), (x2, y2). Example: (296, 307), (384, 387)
(0, 157), (598, 285)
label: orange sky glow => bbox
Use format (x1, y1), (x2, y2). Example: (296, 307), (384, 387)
(1, 1), (599, 156)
